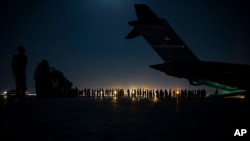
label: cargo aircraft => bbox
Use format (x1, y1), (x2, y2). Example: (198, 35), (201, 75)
(125, 4), (250, 98)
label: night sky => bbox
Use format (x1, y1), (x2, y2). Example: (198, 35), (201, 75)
(1, 0), (250, 93)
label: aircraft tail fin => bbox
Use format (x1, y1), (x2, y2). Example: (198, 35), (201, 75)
(134, 4), (163, 25)
(126, 4), (200, 62)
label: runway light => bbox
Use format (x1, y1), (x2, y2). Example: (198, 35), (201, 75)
(26, 93), (37, 96)
(131, 97), (136, 102)
(1, 91), (7, 96)
(176, 90), (180, 95)
(152, 97), (158, 103)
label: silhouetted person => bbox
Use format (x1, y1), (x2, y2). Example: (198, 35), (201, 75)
(50, 67), (60, 97)
(214, 88), (218, 95)
(12, 46), (27, 99)
(34, 60), (51, 97)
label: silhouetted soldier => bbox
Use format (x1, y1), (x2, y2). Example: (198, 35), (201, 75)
(34, 60), (51, 97)
(12, 46), (28, 99)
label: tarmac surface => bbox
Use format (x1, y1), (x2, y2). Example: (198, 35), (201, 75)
(0, 96), (249, 141)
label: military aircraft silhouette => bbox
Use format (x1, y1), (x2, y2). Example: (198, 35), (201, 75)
(126, 4), (250, 97)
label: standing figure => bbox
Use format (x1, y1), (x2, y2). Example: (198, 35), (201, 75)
(12, 46), (28, 99)
(34, 60), (51, 97)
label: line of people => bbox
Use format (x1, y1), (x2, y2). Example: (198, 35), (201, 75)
(80, 88), (124, 97)
(34, 60), (78, 98)
(79, 88), (207, 98)
(11, 46), (205, 99)
(11, 46), (77, 99)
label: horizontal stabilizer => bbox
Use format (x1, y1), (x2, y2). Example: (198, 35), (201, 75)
(125, 28), (141, 39)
